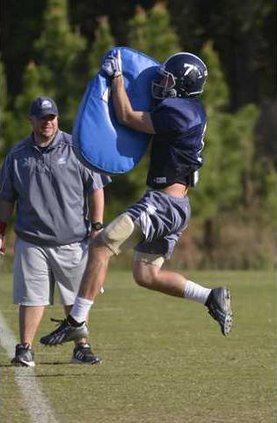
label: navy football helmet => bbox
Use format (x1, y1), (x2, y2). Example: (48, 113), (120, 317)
(152, 52), (208, 99)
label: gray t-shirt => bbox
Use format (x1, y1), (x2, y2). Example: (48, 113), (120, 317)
(0, 130), (111, 245)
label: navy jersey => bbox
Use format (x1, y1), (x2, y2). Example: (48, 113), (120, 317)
(148, 97), (207, 189)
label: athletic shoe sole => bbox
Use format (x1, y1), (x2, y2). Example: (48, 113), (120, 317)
(222, 288), (233, 335)
(207, 287), (233, 336)
(11, 359), (35, 367)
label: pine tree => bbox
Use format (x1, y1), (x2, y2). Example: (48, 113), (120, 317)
(127, 6), (149, 53)
(191, 42), (232, 220)
(147, 2), (180, 62)
(262, 167), (277, 226)
(88, 16), (115, 80)
(12, 62), (49, 141)
(189, 43), (261, 265)
(195, 43), (260, 217)
(0, 62), (15, 158)
(34, 0), (86, 131)
(128, 3), (180, 61)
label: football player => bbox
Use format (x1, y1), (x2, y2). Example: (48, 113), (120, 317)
(40, 49), (233, 349)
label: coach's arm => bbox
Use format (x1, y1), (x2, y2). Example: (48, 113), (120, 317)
(0, 199), (14, 254)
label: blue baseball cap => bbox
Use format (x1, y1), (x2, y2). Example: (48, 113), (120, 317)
(30, 96), (58, 118)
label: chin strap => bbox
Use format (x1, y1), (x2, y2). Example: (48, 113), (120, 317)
(168, 89), (177, 98)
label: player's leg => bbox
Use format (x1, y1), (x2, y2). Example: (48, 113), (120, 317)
(77, 241), (113, 300)
(40, 213), (143, 346)
(41, 241), (102, 363)
(40, 241), (113, 346)
(130, 191), (232, 336)
(132, 255), (210, 300)
(64, 304), (101, 365)
(73, 213), (143, 307)
(132, 254), (232, 336)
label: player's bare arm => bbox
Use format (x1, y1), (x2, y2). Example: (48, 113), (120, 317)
(0, 199), (15, 254)
(112, 75), (155, 134)
(102, 50), (155, 134)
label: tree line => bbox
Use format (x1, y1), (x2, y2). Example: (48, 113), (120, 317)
(0, 0), (276, 269)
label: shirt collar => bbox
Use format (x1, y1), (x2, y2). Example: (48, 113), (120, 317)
(30, 130), (63, 150)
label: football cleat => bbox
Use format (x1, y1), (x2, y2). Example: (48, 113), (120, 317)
(206, 287), (233, 336)
(71, 343), (102, 365)
(40, 318), (89, 346)
(11, 343), (35, 367)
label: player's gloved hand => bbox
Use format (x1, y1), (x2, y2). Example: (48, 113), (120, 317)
(102, 50), (122, 79)
(0, 221), (7, 255)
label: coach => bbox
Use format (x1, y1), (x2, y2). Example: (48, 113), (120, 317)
(0, 96), (110, 366)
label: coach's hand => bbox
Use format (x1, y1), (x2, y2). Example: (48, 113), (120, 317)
(102, 50), (122, 79)
(0, 222), (7, 255)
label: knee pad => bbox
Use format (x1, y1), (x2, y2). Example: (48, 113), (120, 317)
(133, 251), (165, 268)
(101, 214), (143, 255)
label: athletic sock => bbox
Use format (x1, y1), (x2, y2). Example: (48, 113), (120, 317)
(69, 296), (94, 324)
(67, 314), (84, 327)
(184, 280), (211, 305)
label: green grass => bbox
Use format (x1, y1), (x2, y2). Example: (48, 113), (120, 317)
(0, 270), (276, 422)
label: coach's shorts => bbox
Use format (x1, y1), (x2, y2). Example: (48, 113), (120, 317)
(100, 190), (190, 266)
(13, 238), (89, 306)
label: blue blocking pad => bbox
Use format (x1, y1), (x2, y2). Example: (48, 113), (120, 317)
(73, 47), (160, 174)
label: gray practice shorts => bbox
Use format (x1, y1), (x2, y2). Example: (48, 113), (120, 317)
(13, 237), (88, 306)
(100, 190), (191, 267)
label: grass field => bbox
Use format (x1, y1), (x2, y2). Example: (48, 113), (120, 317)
(0, 269), (276, 423)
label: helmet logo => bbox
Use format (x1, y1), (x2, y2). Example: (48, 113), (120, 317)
(183, 64), (201, 79)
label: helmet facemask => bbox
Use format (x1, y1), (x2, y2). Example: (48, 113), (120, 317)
(151, 66), (177, 100)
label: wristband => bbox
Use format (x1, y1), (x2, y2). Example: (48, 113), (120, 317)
(113, 73), (122, 79)
(0, 221), (7, 236)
